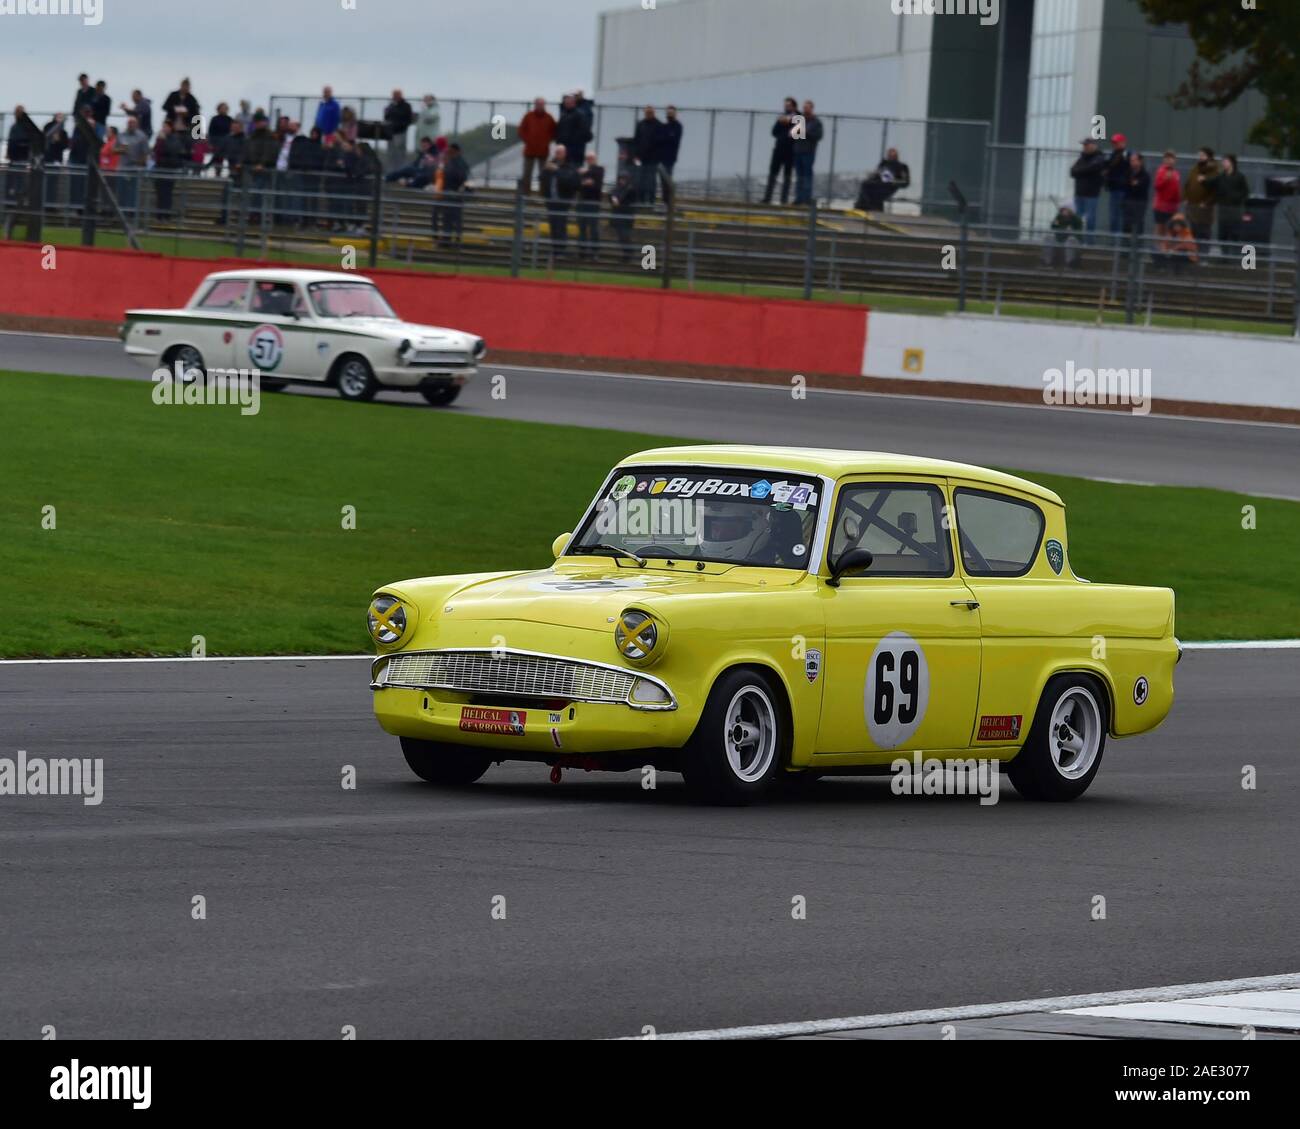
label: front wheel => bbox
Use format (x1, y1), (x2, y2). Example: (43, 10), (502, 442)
(420, 385), (462, 407)
(400, 737), (491, 785)
(1008, 674), (1108, 801)
(335, 355), (378, 402)
(681, 668), (787, 805)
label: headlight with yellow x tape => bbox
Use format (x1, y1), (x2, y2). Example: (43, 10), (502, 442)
(367, 594), (411, 647)
(614, 609), (665, 664)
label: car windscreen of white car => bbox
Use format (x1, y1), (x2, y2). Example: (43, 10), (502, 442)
(569, 468), (822, 569)
(308, 282), (397, 319)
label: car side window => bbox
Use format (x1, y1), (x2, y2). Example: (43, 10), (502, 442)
(829, 483), (952, 577)
(954, 489), (1045, 577)
(196, 279), (249, 311)
(250, 282), (298, 316)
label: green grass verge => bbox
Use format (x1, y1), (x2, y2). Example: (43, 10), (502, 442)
(1, 369), (1295, 656)
(10, 224), (1293, 338)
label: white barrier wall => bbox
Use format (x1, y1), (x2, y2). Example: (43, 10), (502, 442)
(862, 312), (1300, 412)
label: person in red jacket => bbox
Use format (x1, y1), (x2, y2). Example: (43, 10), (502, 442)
(1152, 150), (1181, 244)
(517, 97), (556, 194)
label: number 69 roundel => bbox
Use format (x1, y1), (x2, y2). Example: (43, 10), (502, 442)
(864, 631), (931, 749)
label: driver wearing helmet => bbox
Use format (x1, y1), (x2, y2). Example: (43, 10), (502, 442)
(698, 499), (803, 565)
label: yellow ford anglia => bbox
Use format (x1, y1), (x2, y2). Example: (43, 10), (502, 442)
(369, 446), (1178, 804)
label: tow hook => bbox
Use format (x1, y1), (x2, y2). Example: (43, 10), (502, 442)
(549, 764), (563, 784)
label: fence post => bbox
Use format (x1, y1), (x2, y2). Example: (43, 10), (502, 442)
(744, 110), (755, 203)
(485, 100), (496, 188)
(510, 190), (524, 278)
(825, 115), (838, 207)
(235, 167), (249, 258)
(369, 151), (382, 269)
(705, 110), (716, 200)
(1124, 227), (1141, 324)
(662, 193), (676, 290)
(803, 199), (818, 300)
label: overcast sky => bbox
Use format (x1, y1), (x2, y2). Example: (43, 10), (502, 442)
(4, 0), (621, 119)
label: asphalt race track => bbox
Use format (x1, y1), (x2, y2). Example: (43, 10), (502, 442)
(0, 649), (1296, 1039)
(2, 330), (1298, 500)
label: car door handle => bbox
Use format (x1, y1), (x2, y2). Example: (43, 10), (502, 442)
(950, 599), (980, 610)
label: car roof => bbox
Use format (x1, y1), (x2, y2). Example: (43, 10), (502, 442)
(621, 445), (1064, 506)
(203, 268), (375, 285)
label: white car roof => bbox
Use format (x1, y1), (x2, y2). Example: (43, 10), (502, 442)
(203, 268), (375, 286)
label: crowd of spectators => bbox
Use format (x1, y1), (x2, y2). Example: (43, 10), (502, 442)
(1051, 132), (1260, 272)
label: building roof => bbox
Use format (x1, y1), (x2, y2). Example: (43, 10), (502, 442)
(621, 445), (1064, 505)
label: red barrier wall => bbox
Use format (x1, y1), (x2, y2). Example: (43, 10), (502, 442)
(0, 243), (868, 376)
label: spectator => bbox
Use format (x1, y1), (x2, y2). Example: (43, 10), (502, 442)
(1216, 155), (1251, 248)
(1103, 132), (1133, 238)
(244, 112), (280, 223)
(120, 89), (152, 137)
(658, 105), (683, 191)
(415, 94), (441, 147)
(170, 112), (196, 174)
(289, 125), (325, 227)
(632, 105), (663, 206)
(1070, 137), (1105, 240)
(117, 116), (149, 216)
(573, 89), (595, 133)
(162, 78), (199, 133)
(151, 118), (185, 218)
(273, 120), (300, 224)
(555, 94), (592, 166)
(855, 147), (911, 212)
(322, 135), (361, 231)
(540, 144), (579, 256)
(434, 141), (469, 247)
(89, 80), (111, 139)
(608, 171), (638, 262)
(1152, 150), (1181, 244)
(518, 97), (556, 193)
(577, 151), (605, 260)
(67, 106), (97, 210)
(315, 86), (341, 141)
(213, 120), (247, 224)
(1041, 204), (1083, 269)
(235, 100), (254, 133)
(1182, 146), (1219, 258)
(208, 102), (233, 170)
(1122, 152), (1150, 237)
(1160, 212), (1198, 273)
(72, 73), (95, 119)
(43, 112), (70, 208)
(96, 125), (121, 214)
(792, 99), (823, 206)
(762, 97), (798, 205)
(339, 105), (359, 144)
(385, 136), (438, 188)
(4, 106), (34, 207)
(384, 89), (414, 169)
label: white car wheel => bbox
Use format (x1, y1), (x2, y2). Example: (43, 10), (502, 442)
(335, 356), (378, 402)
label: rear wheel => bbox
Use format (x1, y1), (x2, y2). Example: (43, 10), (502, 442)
(420, 385), (462, 407)
(168, 344), (206, 380)
(681, 668), (787, 805)
(400, 737), (491, 785)
(335, 355), (378, 402)
(1008, 674), (1108, 801)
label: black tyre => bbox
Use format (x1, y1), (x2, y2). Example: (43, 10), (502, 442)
(1008, 673), (1108, 801)
(261, 377), (289, 392)
(169, 343), (206, 380)
(400, 737), (491, 785)
(681, 668), (788, 805)
(334, 355), (378, 402)
(420, 385), (462, 407)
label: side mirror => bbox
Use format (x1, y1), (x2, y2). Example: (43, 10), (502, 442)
(827, 548), (873, 587)
(551, 532), (571, 559)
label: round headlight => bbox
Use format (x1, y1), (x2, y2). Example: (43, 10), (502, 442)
(367, 594), (407, 645)
(615, 610), (658, 661)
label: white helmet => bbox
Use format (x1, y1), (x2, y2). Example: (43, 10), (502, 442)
(698, 503), (769, 560)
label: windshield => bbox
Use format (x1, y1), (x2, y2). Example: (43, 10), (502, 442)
(569, 467), (822, 569)
(307, 281), (397, 319)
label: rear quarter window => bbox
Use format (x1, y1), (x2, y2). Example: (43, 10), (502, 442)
(955, 489), (1045, 577)
(196, 279), (249, 311)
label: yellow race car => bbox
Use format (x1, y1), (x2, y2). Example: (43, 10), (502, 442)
(369, 446), (1178, 804)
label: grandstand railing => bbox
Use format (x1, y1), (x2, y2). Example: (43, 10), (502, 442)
(2, 163), (1296, 336)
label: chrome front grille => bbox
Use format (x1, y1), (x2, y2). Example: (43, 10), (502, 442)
(378, 649), (638, 703)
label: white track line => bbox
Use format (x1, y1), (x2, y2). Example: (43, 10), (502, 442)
(1, 641), (1297, 665)
(648, 972), (1300, 1040)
